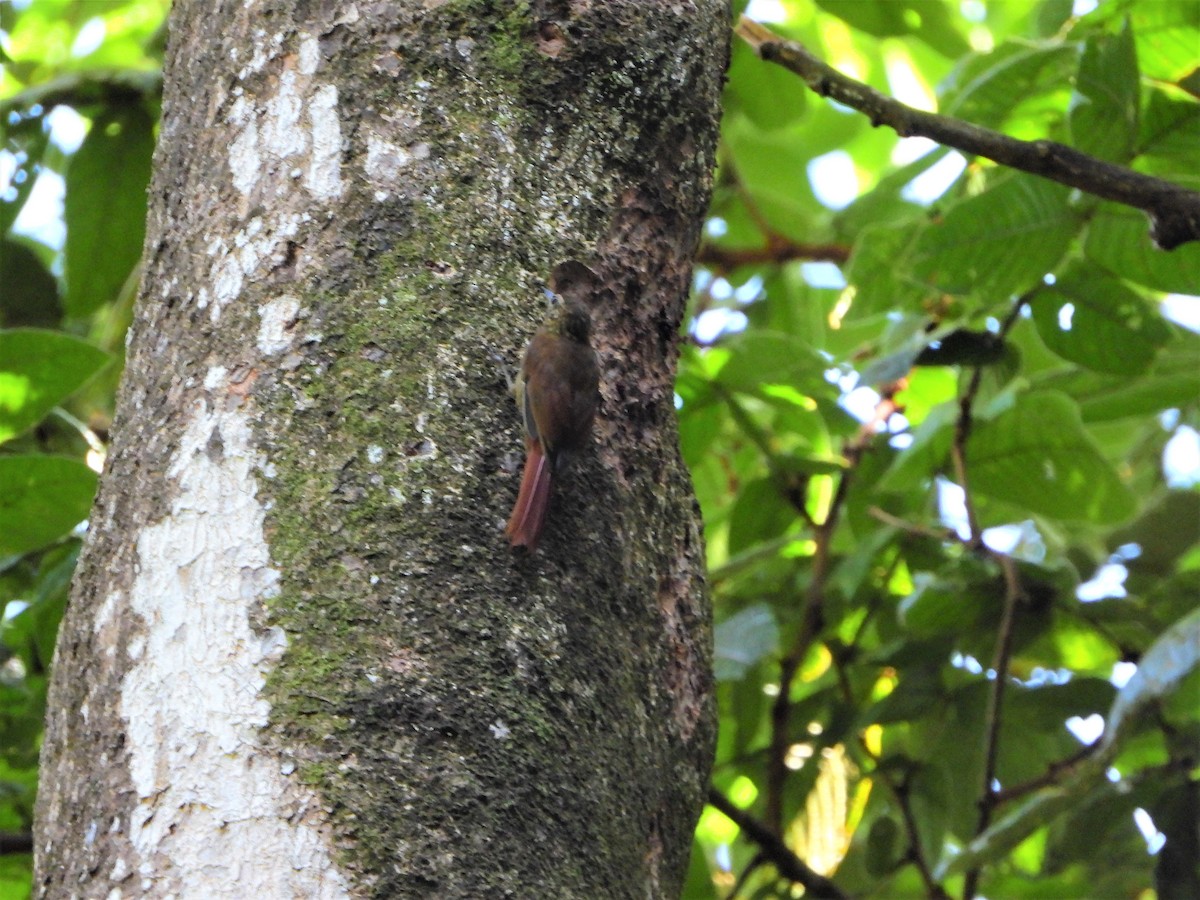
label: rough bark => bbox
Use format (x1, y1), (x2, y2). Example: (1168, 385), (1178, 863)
(35, 0), (728, 897)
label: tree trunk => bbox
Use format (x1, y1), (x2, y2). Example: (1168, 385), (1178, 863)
(35, 1), (728, 897)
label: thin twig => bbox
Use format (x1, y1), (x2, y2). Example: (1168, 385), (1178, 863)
(991, 741), (1099, 805)
(828, 648), (950, 898)
(707, 787), (848, 899)
(766, 393), (899, 831)
(735, 17), (1200, 250)
(952, 383), (983, 544)
(868, 505), (957, 542)
(951, 295), (1034, 899)
(963, 552), (1024, 900)
(0, 831), (32, 855)
(697, 240), (851, 271)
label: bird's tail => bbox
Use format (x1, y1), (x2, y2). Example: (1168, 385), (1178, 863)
(506, 442), (553, 552)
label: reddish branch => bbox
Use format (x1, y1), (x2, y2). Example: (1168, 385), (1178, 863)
(736, 17), (1200, 250)
(697, 239), (850, 270)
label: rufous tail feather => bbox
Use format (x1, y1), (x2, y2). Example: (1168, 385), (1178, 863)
(506, 443), (553, 551)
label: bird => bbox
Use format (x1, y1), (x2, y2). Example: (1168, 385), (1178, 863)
(505, 295), (600, 552)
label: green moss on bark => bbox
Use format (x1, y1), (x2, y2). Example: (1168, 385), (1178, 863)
(254, 1), (727, 895)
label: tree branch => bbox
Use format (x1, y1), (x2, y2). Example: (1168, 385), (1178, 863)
(950, 297), (1031, 900)
(0, 831), (32, 855)
(706, 787), (848, 899)
(990, 741), (1099, 805)
(697, 239), (851, 271)
(735, 17), (1200, 251)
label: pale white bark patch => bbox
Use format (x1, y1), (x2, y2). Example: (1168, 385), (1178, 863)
(228, 100), (260, 196)
(306, 85), (344, 201)
(298, 34), (321, 75)
(364, 134), (412, 182)
(227, 50), (343, 205)
(258, 296), (302, 356)
(261, 70), (306, 161)
(121, 371), (347, 897)
(207, 214), (302, 323)
(211, 245), (244, 314)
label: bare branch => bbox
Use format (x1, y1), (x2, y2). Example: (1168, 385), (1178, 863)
(0, 831), (32, 855)
(697, 239), (851, 271)
(706, 787), (848, 899)
(735, 17), (1200, 250)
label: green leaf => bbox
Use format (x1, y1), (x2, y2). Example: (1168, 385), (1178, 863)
(943, 606), (1200, 879)
(713, 331), (828, 392)
(1, 540), (78, 670)
(940, 40), (1077, 128)
(0, 456), (96, 556)
(1138, 89), (1200, 188)
(1101, 605), (1200, 755)
(0, 239), (61, 328)
(898, 573), (980, 636)
(879, 401), (957, 491)
(865, 815), (902, 876)
(64, 104), (154, 317)
(1084, 202), (1200, 294)
(1030, 266), (1173, 375)
(815, 0), (970, 59)
(714, 604), (780, 682)
(1037, 334), (1200, 421)
(910, 175), (1078, 302)
(937, 784), (1080, 878)
(1129, 0), (1200, 87)
(967, 391), (1136, 523)
(867, 666), (944, 724)
(1109, 490), (1200, 576)
(721, 117), (823, 241)
(0, 329), (111, 444)
(846, 220), (931, 319)
(1069, 20), (1138, 163)
(722, 41), (807, 131)
(727, 477), (797, 555)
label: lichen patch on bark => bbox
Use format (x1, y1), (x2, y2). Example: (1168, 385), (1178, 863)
(116, 368), (348, 896)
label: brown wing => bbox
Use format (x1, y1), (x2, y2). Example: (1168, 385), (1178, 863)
(523, 332), (599, 463)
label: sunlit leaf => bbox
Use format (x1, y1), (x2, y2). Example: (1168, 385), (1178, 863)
(64, 103), (154, 317)
(0, 455), (96, 556)
(940, 40), (1076, 128)
(1031, 266), (1173, 375)
(816, 0), (970, 59)
(1069, 20), (1138, 163)
(966, 391), (1137, 524)
(0, 329), (110, 444)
